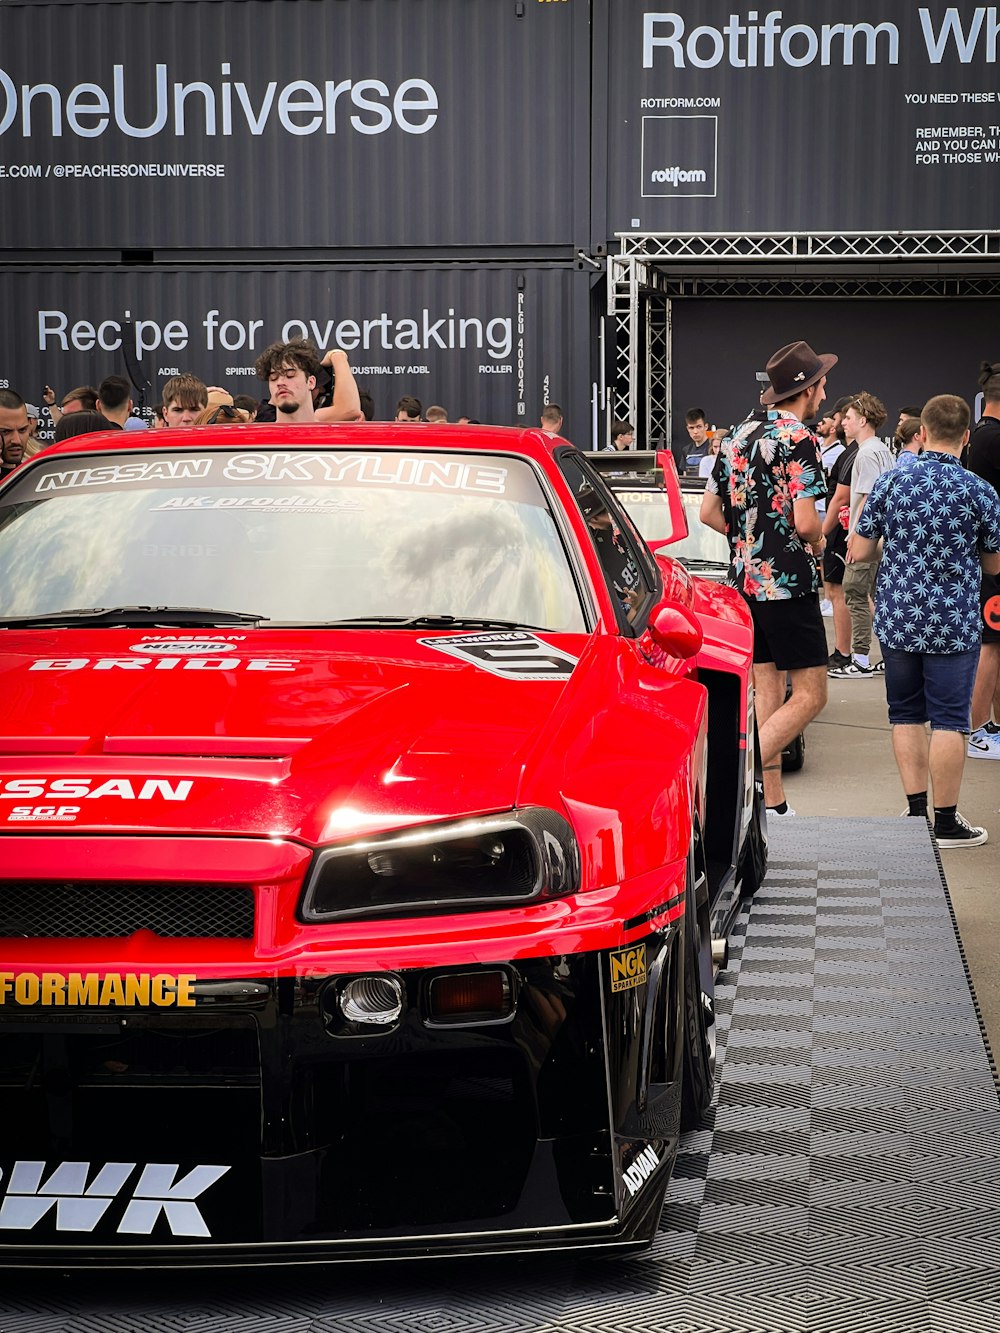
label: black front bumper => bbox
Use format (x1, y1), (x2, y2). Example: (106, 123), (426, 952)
(0, 940), (683, 1264)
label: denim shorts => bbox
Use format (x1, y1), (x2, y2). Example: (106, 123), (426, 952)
(883, 645), (980, 731)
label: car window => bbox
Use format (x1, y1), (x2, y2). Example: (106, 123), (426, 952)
(0, 448), (587, 632)
(557, 453), (658, 628)
(619, 488), (731, 575)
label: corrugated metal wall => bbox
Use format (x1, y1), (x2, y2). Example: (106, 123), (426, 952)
(598, 0), (994, 236)
(3, 0), (994, 453)
(0, 0), (591, 252)
(2, 263), (597, 440)
(670, 297), (996, 444)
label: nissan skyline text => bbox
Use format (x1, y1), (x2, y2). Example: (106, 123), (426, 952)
(0, 423), (765, 1265)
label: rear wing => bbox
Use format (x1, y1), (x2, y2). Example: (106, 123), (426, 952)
(586, 450), (689, 549)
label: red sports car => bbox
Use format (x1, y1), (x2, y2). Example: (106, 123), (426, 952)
(0, 424), (764, 1265)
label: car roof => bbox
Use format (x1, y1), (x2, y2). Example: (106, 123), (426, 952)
(29, 422), (571, 466)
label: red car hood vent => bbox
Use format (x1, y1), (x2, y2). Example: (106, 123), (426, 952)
(102, 736), (310, 759)
(0, 736), (308, 759)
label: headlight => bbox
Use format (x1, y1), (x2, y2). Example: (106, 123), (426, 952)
(299, 807), (581, 922)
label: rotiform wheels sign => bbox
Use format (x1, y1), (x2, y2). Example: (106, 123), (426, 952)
(604, 0), (1000, 234)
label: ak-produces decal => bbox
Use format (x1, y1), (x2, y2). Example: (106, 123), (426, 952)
(418, 631), (578, 681)
(608, 944), (647, 993)
(0, 972), (197, 1007)
(151, 495), (362, 515)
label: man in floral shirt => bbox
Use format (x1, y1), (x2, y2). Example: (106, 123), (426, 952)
(852, 394), (1000, 847)
(701, 341), (832, 817)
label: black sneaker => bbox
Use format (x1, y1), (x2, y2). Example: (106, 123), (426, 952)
(828, 649), (850, 670)
(933, 813), (988, 848)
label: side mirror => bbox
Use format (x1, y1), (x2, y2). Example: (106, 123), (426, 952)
(647, 602), (703, 660)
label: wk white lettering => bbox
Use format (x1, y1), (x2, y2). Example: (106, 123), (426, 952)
(117, 1164), (231, 1237)
(0, 1162), (136, 1232)
(0, 1161), (230, 1236)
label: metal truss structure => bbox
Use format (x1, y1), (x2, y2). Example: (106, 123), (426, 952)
(608, 230), (1000, 445)
(617, 230), (1000, 263)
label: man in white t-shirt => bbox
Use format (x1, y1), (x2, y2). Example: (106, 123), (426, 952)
(830, 392), (895, 678)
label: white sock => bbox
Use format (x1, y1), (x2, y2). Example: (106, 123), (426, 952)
(853, 654), (870, 668)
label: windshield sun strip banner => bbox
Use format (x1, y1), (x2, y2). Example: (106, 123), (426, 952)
(13, 451), (544, 504)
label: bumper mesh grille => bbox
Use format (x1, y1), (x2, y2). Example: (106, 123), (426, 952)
(0, 881), (255, 939)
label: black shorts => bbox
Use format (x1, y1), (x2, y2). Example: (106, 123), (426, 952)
(747, 594), (829, 670)
(981, 569), (1000, 645)
(823, 525), (848, 586)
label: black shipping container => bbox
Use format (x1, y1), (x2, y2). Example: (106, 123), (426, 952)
(598, 0), (999, 237)
(0, 0), (591, 253)
(0, 263), (598, 443)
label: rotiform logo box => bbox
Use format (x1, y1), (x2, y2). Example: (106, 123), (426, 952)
(641, 115), (717, 198)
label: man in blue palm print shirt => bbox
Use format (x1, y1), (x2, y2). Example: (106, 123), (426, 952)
(852, 394), (1000, 848)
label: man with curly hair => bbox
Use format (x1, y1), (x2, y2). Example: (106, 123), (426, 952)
(254, 339), (361, 424)
(700, 340), (832, 817)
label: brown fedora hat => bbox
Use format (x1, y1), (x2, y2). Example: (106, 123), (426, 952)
(760, 341), (838, 406)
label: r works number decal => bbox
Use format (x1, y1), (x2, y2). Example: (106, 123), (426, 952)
(417, 631), (578, 680)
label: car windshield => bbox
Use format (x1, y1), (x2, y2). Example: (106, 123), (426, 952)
(0, 447), (586, 631)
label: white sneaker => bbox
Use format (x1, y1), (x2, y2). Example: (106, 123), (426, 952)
(967, 725), (1000, 759)
(767, 805), (796, 818)
(820, 599), (833, 618)
(828, 660), (875, 680)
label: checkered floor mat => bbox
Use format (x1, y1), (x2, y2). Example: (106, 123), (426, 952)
(652, 816), (1000, 1332)
(2, 818), (997, 1332)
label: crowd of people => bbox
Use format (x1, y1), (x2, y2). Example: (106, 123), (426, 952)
(0, 338), (520, 480)
(699, 341), (1000, 848)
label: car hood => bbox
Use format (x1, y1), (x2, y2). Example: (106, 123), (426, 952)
(0, 628), (588, 842)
